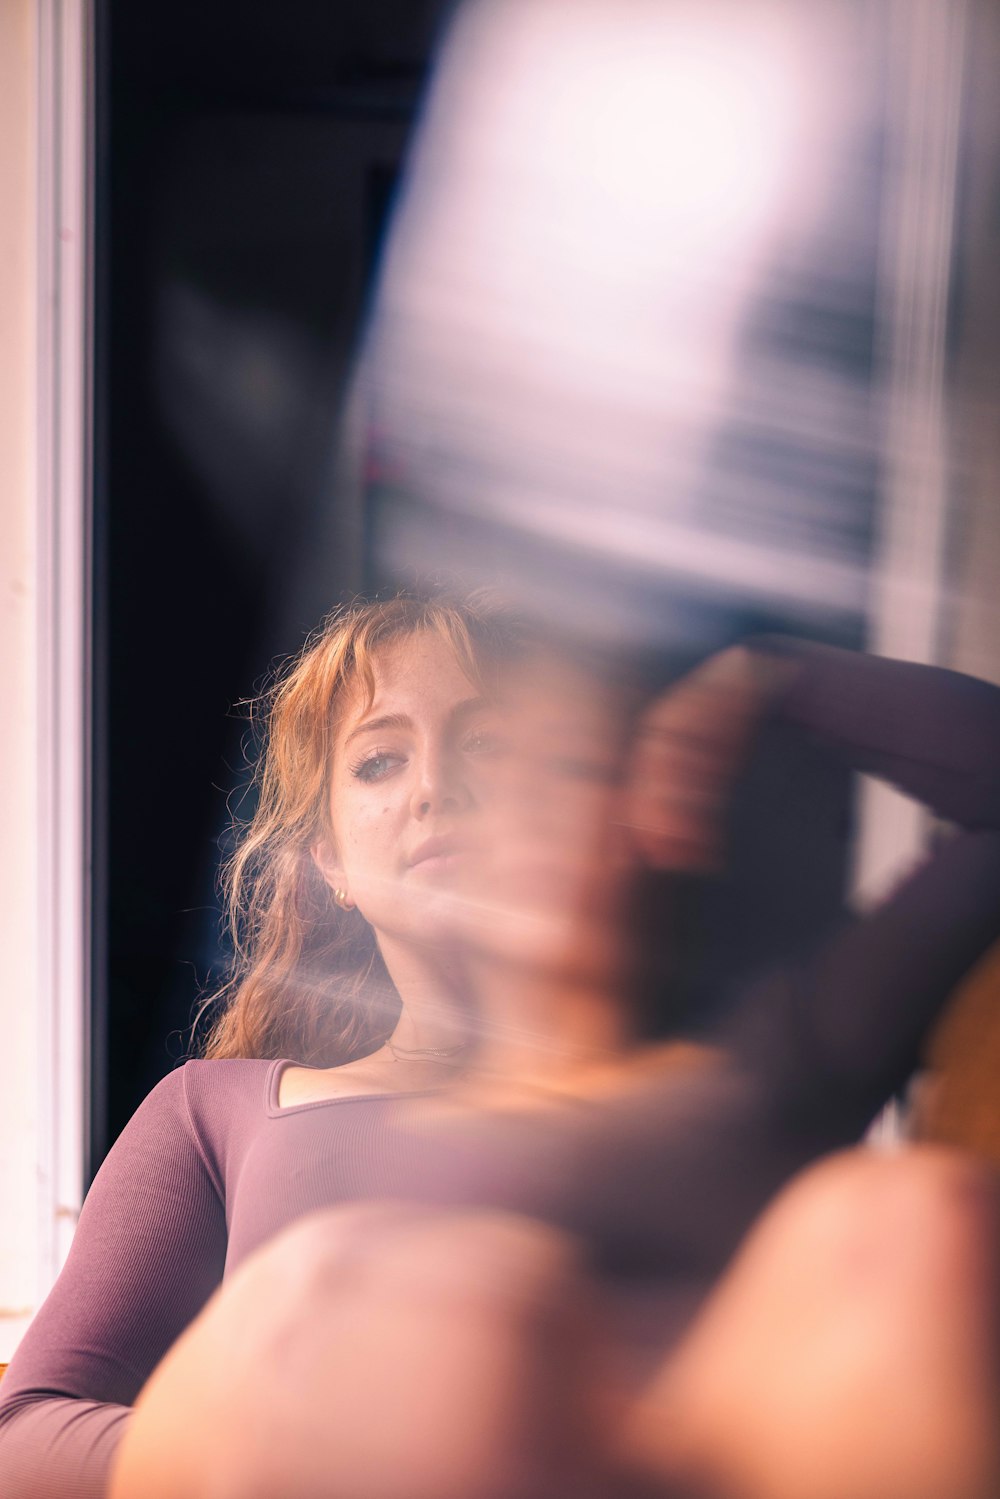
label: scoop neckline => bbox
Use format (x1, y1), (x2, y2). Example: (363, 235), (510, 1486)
(265, 1057), (437, 1117)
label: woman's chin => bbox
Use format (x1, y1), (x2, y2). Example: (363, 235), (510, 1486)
(364, 865), (617, 983)
(374, 882), (478, 959)
(452, 889), (617, 985)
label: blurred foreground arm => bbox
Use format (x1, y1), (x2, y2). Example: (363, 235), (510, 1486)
(716, 642), (1000, 1135)
(109, 1205), (615, 1499)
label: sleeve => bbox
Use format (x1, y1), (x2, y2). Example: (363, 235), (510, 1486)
(721, 640), (1000, 1141)
(0, 1066), (228, 1499)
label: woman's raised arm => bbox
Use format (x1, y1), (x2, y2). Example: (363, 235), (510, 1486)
(720, 641), (1000, 1141)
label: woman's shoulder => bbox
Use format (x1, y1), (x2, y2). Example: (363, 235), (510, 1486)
(138, 1054), (274, 1102)
(131, 1057), (279, 1149)
(179, 1054), (277, 1080)
(173, 1055), (278, 1111)
(142, 1058), (283, 1189)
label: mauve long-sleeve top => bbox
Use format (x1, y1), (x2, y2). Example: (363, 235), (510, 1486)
(2, 642), (1000, 1498)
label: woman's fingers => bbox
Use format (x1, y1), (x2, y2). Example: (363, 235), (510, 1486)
(624, 648), (758, 871)
(624, 646), (797, 871)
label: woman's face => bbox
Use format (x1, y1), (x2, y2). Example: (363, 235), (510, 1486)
(314, 629), (503, 954)
(455, 645), (635, 984)
(314, 625), (636, 982)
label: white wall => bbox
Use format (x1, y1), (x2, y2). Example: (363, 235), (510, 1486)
(0, 0), (90, 1364)
(0, 0), (43, 1362)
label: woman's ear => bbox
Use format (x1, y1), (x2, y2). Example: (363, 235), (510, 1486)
(311, 838), (355, 911)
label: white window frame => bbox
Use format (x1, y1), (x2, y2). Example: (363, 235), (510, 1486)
(35, 0), (93, 1294)
(0, 0), (94, 1363)
(858, 0), (967, 1145)
(854, 0), (966, 911)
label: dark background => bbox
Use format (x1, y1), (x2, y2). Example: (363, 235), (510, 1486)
(92, 0), (865, 1178)
(92, 0), (458, 1172)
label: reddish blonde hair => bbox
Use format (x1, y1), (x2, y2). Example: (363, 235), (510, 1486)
(199, 592), (524, 1067)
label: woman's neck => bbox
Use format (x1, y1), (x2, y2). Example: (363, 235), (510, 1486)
(378, 937), (474, 1054)
(462, 958), (632, 1085)
(378, 937), (630, 1085)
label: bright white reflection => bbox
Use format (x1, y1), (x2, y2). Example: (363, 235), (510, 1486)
(363, 0), (880, 630)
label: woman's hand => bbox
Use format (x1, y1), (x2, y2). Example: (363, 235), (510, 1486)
(624, 645), (793, 873)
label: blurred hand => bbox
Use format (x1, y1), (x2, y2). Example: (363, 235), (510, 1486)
(624, 646), (789, 873)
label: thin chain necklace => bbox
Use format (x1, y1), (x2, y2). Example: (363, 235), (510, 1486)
(385, 1038), (470, 1064)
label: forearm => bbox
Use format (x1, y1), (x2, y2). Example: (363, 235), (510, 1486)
(0, 1395), (130, 1499)
(750, 638), (1000, 828)
(724, 827), (1000, 1135)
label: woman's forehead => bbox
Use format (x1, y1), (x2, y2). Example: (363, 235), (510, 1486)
(335, 629), (480, 726)
(333, 625), (630, 749)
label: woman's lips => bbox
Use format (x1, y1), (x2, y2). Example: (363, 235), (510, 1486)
(407, 836), (471, 872)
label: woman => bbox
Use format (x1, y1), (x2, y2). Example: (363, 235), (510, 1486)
(2, 590), (1000, 1498)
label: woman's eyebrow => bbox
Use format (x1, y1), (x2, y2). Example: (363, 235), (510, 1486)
(344, 697), (492, 747)
(450, 695), (492, 722)
(343, 711), (412, 747)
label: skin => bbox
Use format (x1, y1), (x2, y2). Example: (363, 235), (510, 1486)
(313, 630), (505, 960)
(271, 631), (493, 1103)
(307, 629), (642, 1088)
(625, 1147), (1000, 1499)
(107, 637), (1000, 1497)
(287, 631), (777, 1102)
(109, 1149), (1000, 1499)
(625, 645), (794, 874)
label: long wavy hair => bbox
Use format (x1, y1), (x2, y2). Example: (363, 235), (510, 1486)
(198, 591), (525, 1068)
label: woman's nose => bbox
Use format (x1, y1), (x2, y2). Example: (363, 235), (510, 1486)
(410, 746), (473, 818)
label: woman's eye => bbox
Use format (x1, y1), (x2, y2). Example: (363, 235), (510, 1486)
(463, 726), (507, 757)
(548, 754), (618, 785)
(351, 751), (402, 783)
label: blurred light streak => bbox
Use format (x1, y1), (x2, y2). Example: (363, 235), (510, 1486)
(853, 0), (968, 911)
(360, 0), (890, 636)
(355, 0), (1000, 693)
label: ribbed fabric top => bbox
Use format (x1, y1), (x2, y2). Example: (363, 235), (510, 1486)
(2, 642), (1000, 1499)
